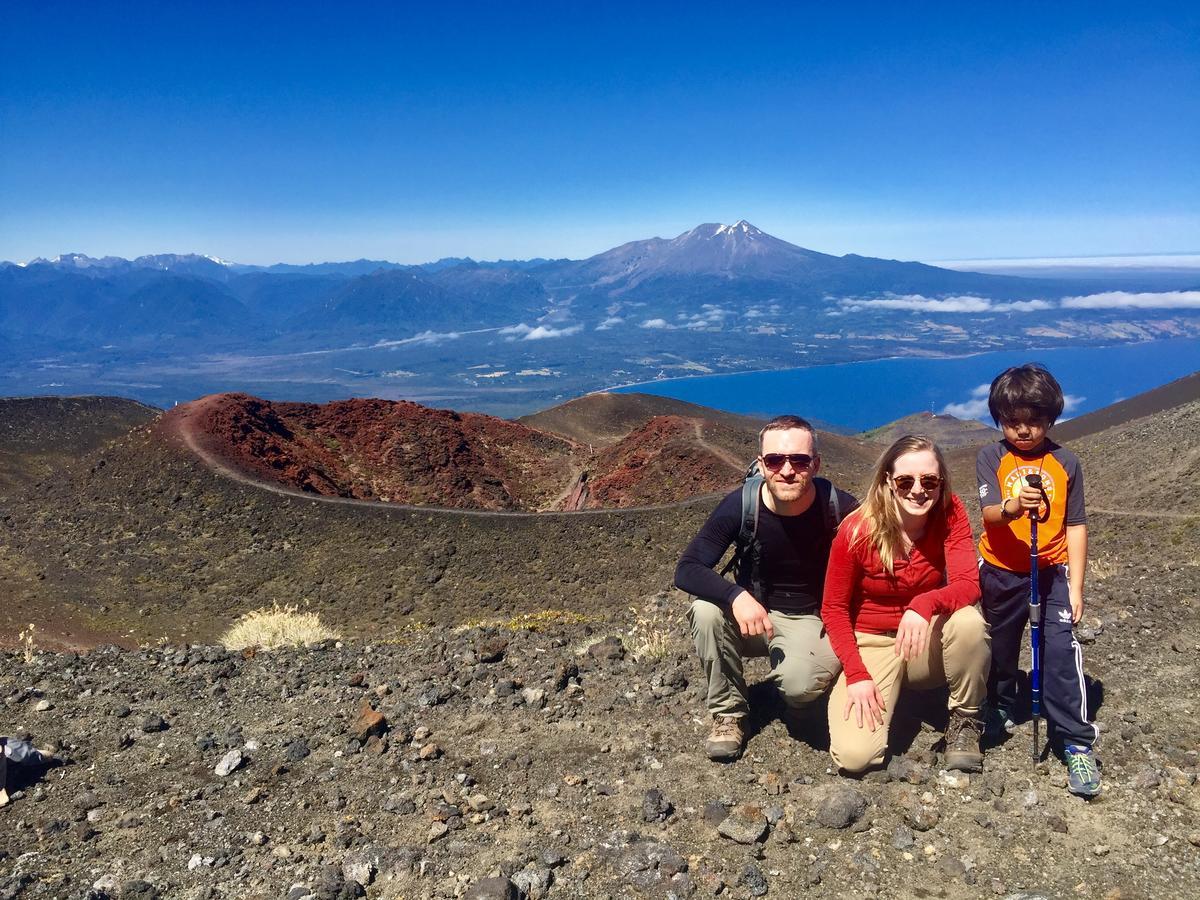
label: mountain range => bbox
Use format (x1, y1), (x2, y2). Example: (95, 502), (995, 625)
(2, 222), (1198, 414)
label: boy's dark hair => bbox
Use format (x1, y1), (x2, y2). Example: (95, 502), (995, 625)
(759, 414), (818, 454)
(987, 363), (1065, 426)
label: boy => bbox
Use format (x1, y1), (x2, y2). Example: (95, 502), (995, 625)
(976, 364), (1100, 796)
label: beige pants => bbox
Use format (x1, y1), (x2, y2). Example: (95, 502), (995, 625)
(827, 604), (990, 773)
(687, 599), (842, 717)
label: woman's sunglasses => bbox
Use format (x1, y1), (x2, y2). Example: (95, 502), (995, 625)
(761, 453), (814, 472)
(891, 474), (943, 493)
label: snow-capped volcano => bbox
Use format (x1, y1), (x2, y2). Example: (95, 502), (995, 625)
(549, 220), (837, 290)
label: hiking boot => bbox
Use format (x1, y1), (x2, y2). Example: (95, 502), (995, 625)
(1065, 745), (1101, 797)
(705, 715), (746, 762)
(983, 703), (1014, 739)
(943, 711), (984, 772)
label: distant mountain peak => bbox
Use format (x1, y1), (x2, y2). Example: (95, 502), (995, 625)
(713, 220), (762, 238)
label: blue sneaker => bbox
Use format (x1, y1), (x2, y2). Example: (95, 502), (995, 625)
(1065, 745), (1101, 797)
(984, 704), (1014, 739)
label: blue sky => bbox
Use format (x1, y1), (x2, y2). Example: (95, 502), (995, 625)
(2, 2), (1197, 264)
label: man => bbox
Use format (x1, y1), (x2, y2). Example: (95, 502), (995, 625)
(675, 415), (858, 761)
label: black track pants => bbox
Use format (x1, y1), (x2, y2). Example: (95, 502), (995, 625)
(980, 560), (1099, 749)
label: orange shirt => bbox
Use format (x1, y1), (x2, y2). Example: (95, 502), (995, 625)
(977, 439), (1086, 571)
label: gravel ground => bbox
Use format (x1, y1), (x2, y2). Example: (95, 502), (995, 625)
(3, 571), (1198, 900)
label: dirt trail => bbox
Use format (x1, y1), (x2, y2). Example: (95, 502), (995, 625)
(691, 418), (745, 470)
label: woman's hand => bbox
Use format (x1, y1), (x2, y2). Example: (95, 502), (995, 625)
(894, 609), (930, 661)
(843, 679), (886, 731)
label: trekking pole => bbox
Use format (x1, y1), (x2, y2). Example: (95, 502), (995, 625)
(1026, 473), (1050, 763)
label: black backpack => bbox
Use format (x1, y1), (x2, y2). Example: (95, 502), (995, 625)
(719, 461), (847, 605)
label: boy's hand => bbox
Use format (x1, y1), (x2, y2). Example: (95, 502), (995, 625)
(1016, 484), (1044, 512)
(1069, 587), (1084, 624)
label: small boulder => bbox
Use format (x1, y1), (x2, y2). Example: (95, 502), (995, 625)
(716, 803), (768, 844)
(352, 701), (387, 743)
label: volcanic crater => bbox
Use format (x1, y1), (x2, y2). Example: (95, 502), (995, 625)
(161, 393), (764, 511)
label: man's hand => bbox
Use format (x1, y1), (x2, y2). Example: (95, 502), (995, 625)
(731, 591), (774, 639)
(844, 679), (886, 731)
(894, 609), (929, 661)
(1069, 587), (1085, 624)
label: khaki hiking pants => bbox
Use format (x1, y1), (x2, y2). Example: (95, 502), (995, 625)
(687, 599), (841, 717)
(828, 604), (990, 774)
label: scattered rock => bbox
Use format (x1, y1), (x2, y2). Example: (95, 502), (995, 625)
(586, 636), (625, 662)
(716, 804), (768, 844)
(463, 877), (518, 900)
(740, 863), (769, 898)
(642, 788), (673, 823)
(813, 783), (868, 829)
(214, 749), (244, 777)
(352, 701), (387, 742)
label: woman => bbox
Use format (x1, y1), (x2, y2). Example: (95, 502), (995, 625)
(822, 435), (990, 773)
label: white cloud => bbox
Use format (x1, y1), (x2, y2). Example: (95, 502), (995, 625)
(941, 386), (1087, 422)
(523, 324), (583, 340)
(934, 254), (1200, 270)
(1060, 290), (1200, 309)
(640, 318), (673, 329)
(940, 383), (991, 419)
(373, 330), (461, 347)
(499, 322), (582, 340)
(839, 294), (1054, 313)
(596, 316), (624, 330)
(837, 289), (1200, 313)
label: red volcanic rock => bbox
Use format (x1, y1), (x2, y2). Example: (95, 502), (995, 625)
(161, 393), (578, 511)
(586, 416), (746, 508)
(157, 395), (757, 511)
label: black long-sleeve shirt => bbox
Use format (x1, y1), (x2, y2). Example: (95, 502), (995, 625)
(674, 484), (858, 614)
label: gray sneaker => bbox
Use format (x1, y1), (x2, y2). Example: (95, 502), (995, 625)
(943, 712), (984, 772)
(705, 715), (746, 762)
(1065, 745), (1101, 797)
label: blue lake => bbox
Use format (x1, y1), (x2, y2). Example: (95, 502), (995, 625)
(613, 338), (1200, 431)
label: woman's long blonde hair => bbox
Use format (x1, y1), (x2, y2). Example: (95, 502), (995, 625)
(848, 434), (953, 574)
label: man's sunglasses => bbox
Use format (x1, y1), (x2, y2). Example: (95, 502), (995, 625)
(891, 474), (943, 493)
(761, 453), (814, 472)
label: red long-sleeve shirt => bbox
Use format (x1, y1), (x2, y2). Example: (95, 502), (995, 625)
(821, 493), (981, 685)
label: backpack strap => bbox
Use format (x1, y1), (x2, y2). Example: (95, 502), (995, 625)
(719, 465), (764, 592)
(814, 476), (844, 535)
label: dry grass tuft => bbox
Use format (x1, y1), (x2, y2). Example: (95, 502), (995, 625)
(624, 602), (675, 661)
(219, 603), (340, 651)
(18, 623), (37, 663)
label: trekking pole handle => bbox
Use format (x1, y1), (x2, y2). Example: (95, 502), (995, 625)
(1024, 473), (1051, 523)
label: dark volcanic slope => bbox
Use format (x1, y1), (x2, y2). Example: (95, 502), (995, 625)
(0, 395), (159, 497)
(1053, 370), (1200, 442)
(169, 393), (579, 511)
(0, 418), (718, 646)
(0, 393), (882, 648)
(1072, 397), (1200, 518)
